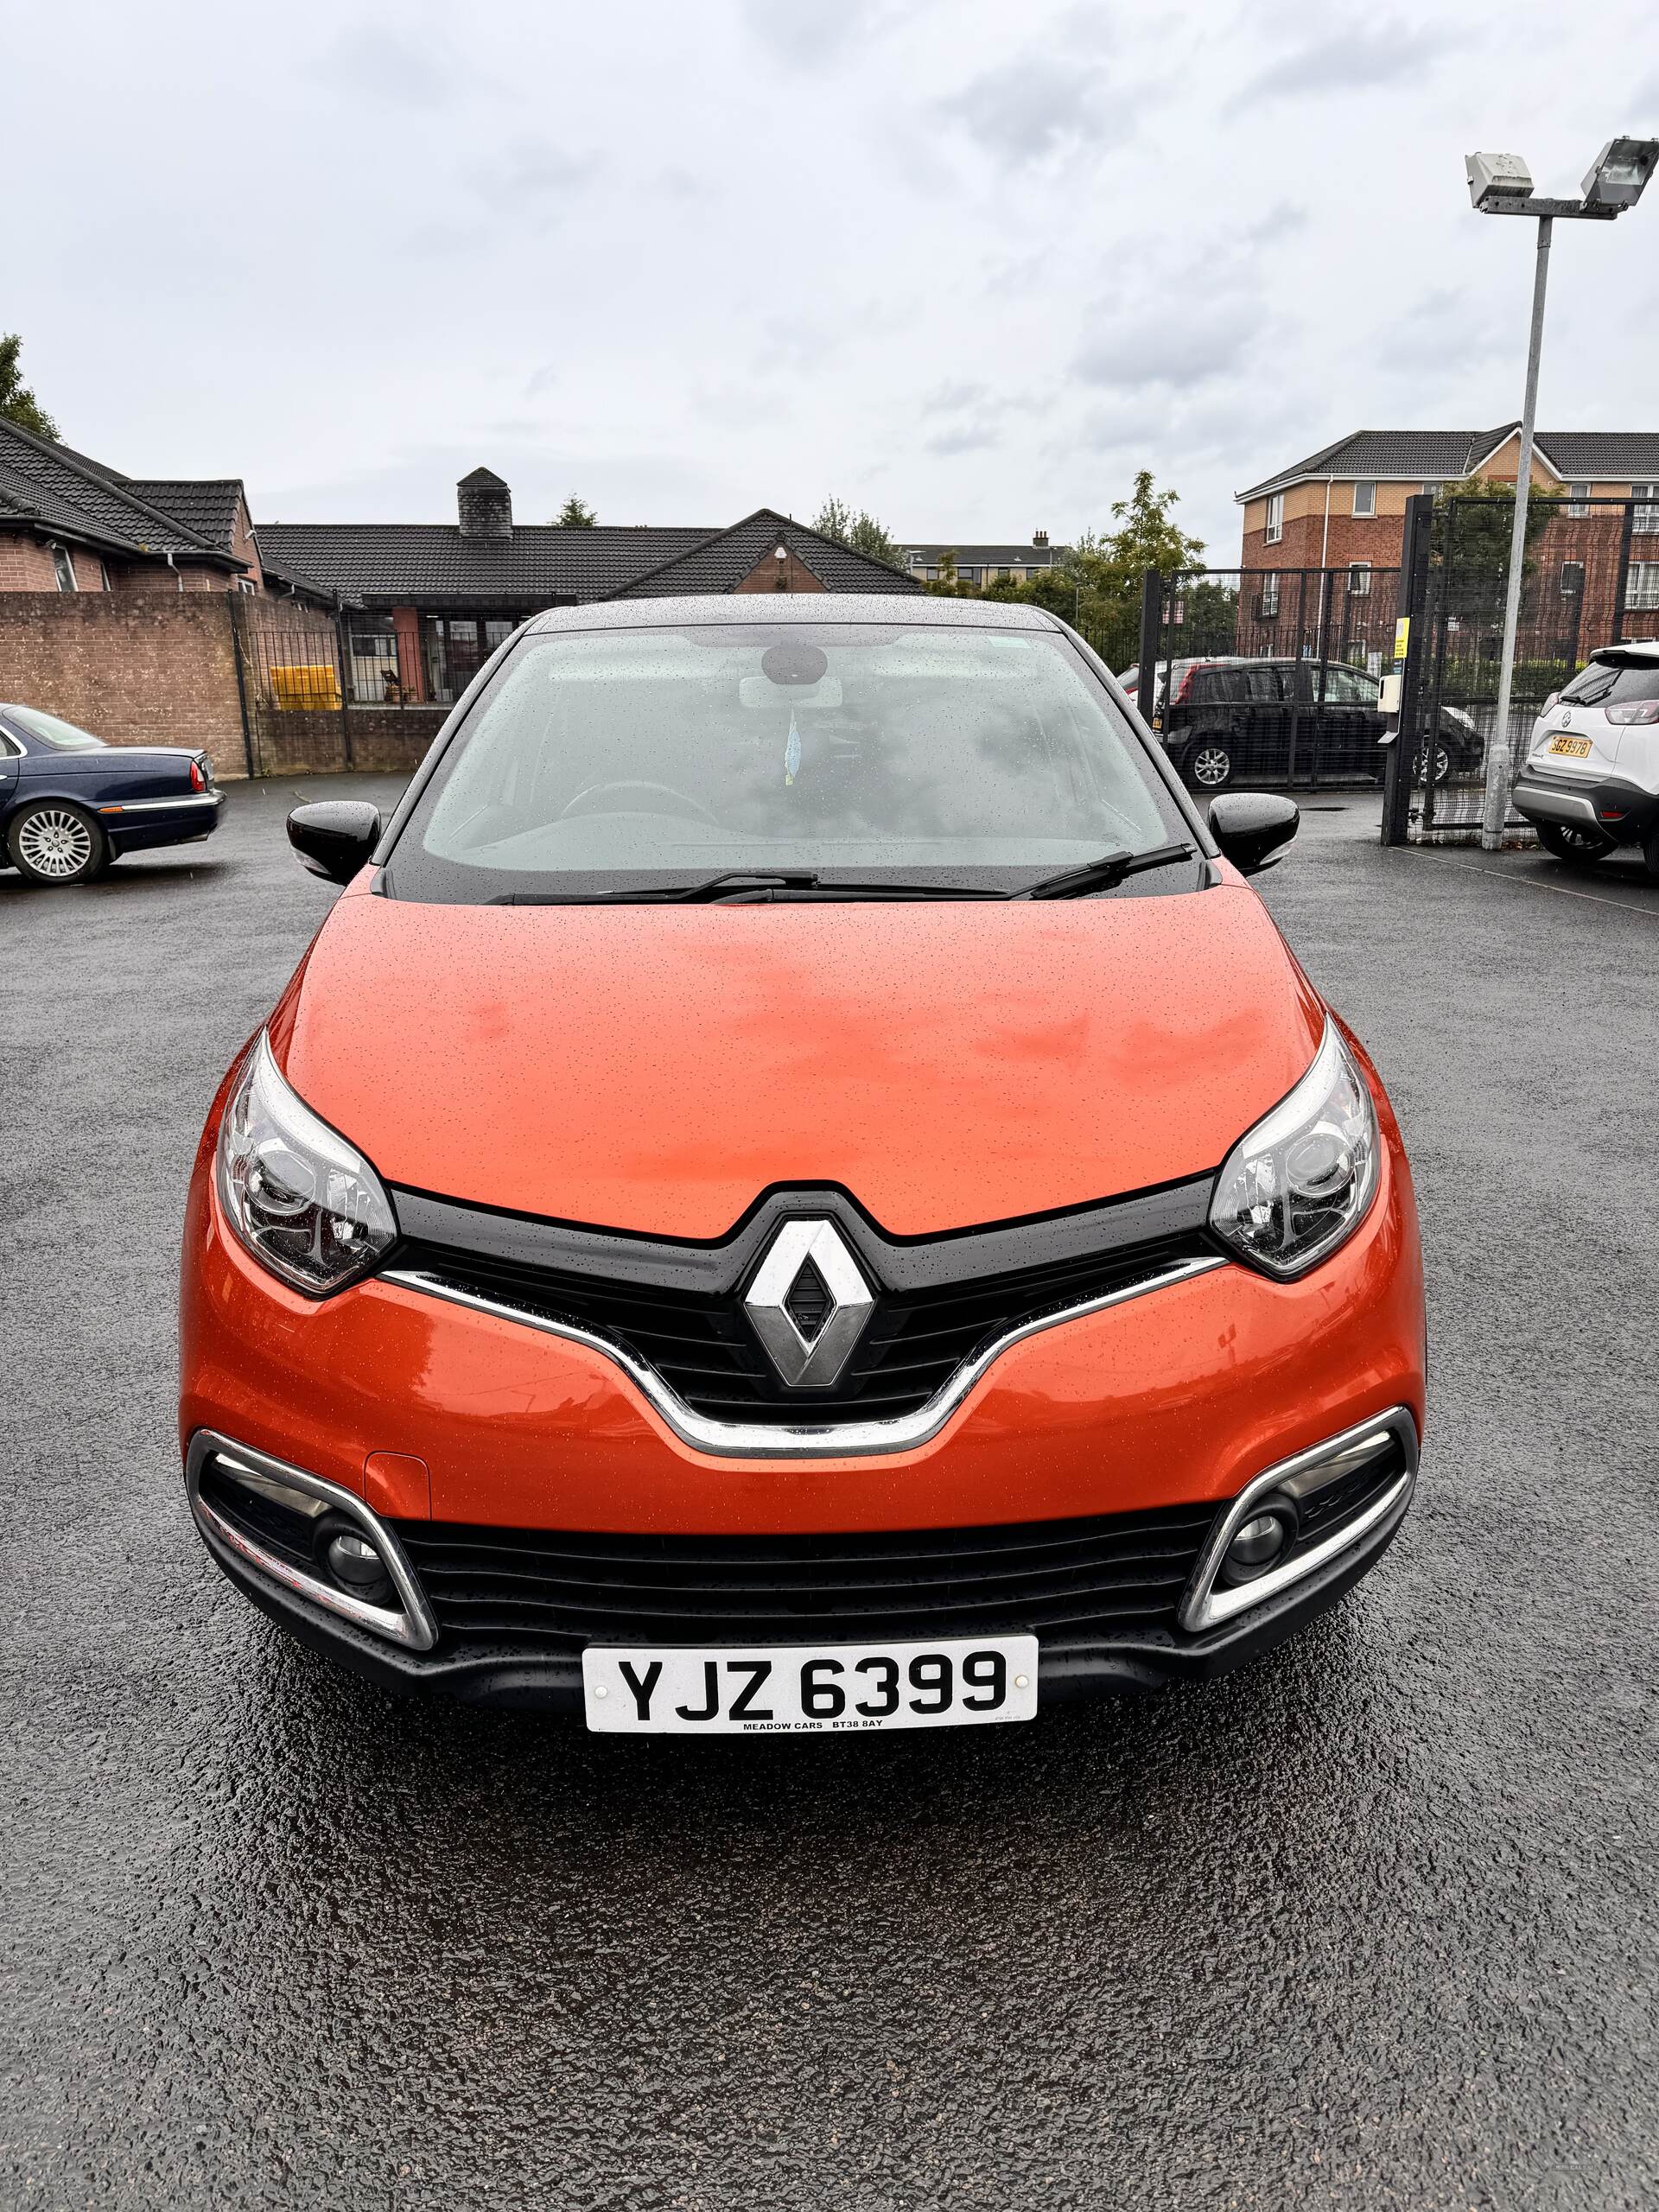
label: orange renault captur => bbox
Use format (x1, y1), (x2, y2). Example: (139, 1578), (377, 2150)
(181, 596), (1424, 1736)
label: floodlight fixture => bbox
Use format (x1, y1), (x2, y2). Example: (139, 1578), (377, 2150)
(1465, 150), (1533, 211)
(1581, 137), (1659, 210)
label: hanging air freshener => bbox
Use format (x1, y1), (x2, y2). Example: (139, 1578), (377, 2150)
(784, 709), (802, 786)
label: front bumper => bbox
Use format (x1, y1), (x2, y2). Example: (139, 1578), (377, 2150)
(181, 1079), (1426, 1714)
(187, 1412), (1419, 1713)
(1511, 765), (1659, 846)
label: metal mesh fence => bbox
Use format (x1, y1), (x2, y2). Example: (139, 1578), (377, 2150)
(1128, 567), (1404, 791)
(1398, 493), (1659, 838)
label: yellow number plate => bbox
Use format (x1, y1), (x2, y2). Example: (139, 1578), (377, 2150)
(1548, 734), (1592, 757)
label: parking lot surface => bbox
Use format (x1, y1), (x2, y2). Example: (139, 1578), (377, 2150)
(4, 778), (1656, 2210)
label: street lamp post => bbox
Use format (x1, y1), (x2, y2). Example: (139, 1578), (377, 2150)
(1465, 139), (1658, 850)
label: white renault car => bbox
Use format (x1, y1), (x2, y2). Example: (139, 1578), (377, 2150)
(1511, 643), (1659, 877)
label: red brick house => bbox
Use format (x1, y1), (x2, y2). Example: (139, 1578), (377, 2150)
(0, 417), (289, 596)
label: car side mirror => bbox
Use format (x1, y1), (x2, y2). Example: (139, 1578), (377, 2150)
(288, 800), (381, 885)
(1209, 792), (1299, 875)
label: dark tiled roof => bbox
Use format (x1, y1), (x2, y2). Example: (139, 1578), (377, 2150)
(253, 521), (717, 605)
(0, 422), (239, 563)
(1239, 427), (1659, 500)
(616, 510), (920, 598)
(125, 479), (245, 552)
(904, 543), (1066, 564)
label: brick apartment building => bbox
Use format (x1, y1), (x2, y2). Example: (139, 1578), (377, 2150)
(1236, 427), (1659, 651)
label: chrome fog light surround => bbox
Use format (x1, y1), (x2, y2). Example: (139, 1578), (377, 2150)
(186, 1430), (437, 1651)
(1180, 1407), (1418, 1633)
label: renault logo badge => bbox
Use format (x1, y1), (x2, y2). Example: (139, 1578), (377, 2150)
(744, 1219), (874, 1389)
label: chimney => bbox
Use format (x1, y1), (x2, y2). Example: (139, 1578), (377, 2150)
(458, 467), (512, 541)
(1033, 529), (1049, 547)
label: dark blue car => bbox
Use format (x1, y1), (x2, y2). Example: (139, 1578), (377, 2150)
(0, 702), (223, 886)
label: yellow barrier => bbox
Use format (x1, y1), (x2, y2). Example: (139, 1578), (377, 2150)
(270, 663), (342, 711)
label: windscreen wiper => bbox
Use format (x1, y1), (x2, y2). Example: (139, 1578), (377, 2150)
(1006, 840), (1195, 900)
(495, 870), (1005, 905)
(494, 871), (821, 905)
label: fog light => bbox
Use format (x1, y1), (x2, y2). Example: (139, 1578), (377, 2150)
(324, 1529), (394, 1603)
(1218, 1502), (1296, 1586)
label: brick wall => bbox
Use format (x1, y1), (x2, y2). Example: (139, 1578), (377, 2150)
(0, 589), (251, 776)
(1242, 513), (1408, 574)
(0, 531), (66, 591)
(249, 704), (446, 776)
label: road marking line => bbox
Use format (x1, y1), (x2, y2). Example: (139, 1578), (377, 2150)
(1401, 849), (1659, 920)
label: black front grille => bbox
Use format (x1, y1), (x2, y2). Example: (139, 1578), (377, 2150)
(393, 1502), (1221, 1655)
(393, 1230), (1210, 1427)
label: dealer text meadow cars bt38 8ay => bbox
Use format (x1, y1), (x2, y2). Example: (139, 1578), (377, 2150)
(181, 597), (1425, 1735)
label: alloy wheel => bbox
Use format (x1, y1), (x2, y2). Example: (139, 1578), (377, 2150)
(16, 806), (97, 880)
(1191, 746), (1232, 790)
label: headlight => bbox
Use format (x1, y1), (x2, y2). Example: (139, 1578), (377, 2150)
(216, 1034), (396, 1295)
(1210, 1022), (1379, 1278)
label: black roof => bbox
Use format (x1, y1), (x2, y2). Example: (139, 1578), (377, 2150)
(616, 509), (920, 598)
(0, 422), (242, 566)
(1239, 426), (1659, 500)
(124, 479), (245, 553)
(254, 520), (717, 607)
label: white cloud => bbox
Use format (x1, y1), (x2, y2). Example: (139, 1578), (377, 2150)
(3, 0), (1650, 571)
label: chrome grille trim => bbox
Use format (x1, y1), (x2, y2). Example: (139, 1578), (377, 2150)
(383, 1253), (1230, 1459)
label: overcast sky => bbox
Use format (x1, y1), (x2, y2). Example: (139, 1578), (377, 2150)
(7, 1), (1656, 558)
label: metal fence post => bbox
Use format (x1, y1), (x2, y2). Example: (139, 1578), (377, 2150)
(226, 591), (257, 779)
(1135, 570), (1161, 728)
(1382, 493), (1434, 846)
(334, 609), (356, 771)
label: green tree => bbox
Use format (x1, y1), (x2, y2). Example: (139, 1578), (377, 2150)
(0, 334), (59, 440)
(553, 494), (597, 527)
(1431, 472), (1556, 598)
(811, 496), (854, 543)
(812, 498), (905, 571)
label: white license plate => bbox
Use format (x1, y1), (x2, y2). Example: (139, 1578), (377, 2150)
(582, 1635), (1039, 1735)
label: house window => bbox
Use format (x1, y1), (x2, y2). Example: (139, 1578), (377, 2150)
(1264, 493), (1284, 544)
(1347, 562), (1371, 597)
(1632, 484), (1659, 534)
(1351, 481), (1376, 518)
(1566, 483), (1592, 518)
(1259, 572), (1280, 617)
(1421, 482), (1441, 498)
(958, 566), (979, 582)
(52, 544), (77, 592)
(1560, 561), (1585, 597)
(1627, 563), (1659, 611)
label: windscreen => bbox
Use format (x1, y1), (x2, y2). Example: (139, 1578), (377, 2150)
(1559, 657), (1659, 707)
(388, 623), (1186, 902)
(4, 702), (105, 751)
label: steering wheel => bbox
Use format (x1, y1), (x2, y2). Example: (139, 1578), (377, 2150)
(558, 779), (721, 826)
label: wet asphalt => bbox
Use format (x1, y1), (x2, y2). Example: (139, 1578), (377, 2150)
(3, 777), (1656, 2211)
